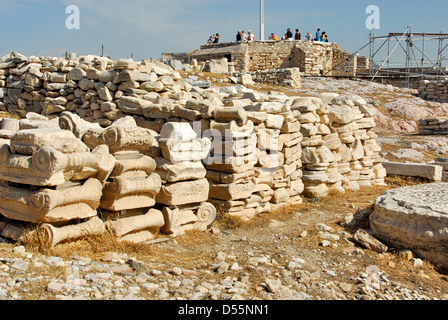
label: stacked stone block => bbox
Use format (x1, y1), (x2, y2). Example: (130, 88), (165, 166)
(97, 117), (164, 243)
(418, 79), (448, 102)
(244, 92), (304, 211)
(418, 116), (448, 135)
(155, 122), (216, 236)
(0, 127), (107, 247)
(205, 107), (259, 222)
(235, 68), (301, 88)
(0, 52), (389, 246)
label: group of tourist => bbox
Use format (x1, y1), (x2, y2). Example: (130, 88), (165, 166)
(206, 33), (220, 45)
(209, 27), (329, 45)
(314, 28), (329, 42)
(269, 28), (329, 43)
(235, 30), (256, 42)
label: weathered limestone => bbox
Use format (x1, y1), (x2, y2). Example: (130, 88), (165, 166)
(370, 183), (448, 270)
(0, 178), (102, 223)
(101, 174), (162, 211)
(105, 208), (164, 243)
(101, 125), (154, 155)
(155, 158), (206, 183)
(156, 178), (209, 206)
(382, 161), (443, 181)
(353, 229), (388, 253)
(0, 125), (108, 245)
(418, 116), (448, 135)
(9, 128), (89, 155)
(190, 40), (364, 78)
(294, 94), (385, 197)
(155, 122), (216, 236)
(59, 111), (102, 140)
(418, 79), (448, 102)
(39, 216), (105, 248)
(0, 144), (100, 186)
(0, 51), (389, 245)
(162, 202), (217, 236)
(99, 120), (163, 242)
(205, 120), (258, 173)
(434, 158), (448, 182)
(0, 118), (19, 139)
(205, 114), (259, 220)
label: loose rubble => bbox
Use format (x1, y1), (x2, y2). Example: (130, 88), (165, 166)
(0, 51), (387, 246)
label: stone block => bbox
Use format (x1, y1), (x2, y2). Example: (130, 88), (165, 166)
(382, 161), (443, 181)
(156, 178), (209, 206)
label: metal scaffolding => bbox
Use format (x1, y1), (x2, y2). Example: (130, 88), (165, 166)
(367, 25), (448, 87)
(328, 26), (448, 88)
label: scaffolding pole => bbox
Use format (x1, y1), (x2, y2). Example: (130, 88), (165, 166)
(362, 26), (448, 87)
(371, 26), (412, 82)
(322, 27), (448, 85)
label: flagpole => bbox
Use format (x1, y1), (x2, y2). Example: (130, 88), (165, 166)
(260, 0), (265, 41)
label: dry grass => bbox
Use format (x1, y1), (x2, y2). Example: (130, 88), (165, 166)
(15, 175), (429, 262)
(214, 210), (245, 230)
(21, 227), (157, 261)
(174, 229), (217, 248)
(301, 175), (428, 216)
(385, 175), (430, 188)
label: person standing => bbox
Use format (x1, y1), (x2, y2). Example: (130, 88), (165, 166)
(315, 28), (321, 41)
(295, 29), (302, 41)
(236, 30), (242, 41)
(282, 28), (293, 40)
(248, 30), (255, 41)
(305, 31), (312, 41)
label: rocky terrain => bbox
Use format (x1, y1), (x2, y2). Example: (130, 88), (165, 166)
(1, 180), (447, 302)
(0, 74), (448, 302)
(275, 76), (448, 161)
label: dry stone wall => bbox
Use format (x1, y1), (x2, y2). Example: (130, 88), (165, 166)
(0, 51), (386, 246)
(189, 41), (368, 77)
(418, 79), (448, 102)
(248, 68), (301, 88)
(419, 116), (448, 135)
(417, 80), (448, 134)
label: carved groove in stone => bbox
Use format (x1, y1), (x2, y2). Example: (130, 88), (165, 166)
(0, 145), (99, 186)
(0, 178), (103, 223)
(40, 216), (105, 248)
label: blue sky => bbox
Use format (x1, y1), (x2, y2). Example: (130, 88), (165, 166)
(0, 0), (447, 66)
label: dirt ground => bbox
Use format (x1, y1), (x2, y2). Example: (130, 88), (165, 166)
(154, 178), (448, 300)
(2, 175), (445, 301)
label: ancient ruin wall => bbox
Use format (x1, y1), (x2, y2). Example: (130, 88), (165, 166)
(0, 51), (386, 245)
(189, 41), (363, 77)
(418, 79), (448, 102)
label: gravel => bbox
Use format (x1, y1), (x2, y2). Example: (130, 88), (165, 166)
(0, 225), (445, 302)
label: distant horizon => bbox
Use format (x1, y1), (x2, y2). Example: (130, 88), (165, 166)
(1, 0), (447, 68)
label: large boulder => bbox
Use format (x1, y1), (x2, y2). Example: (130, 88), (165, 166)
(370, 183), (448, 270)
(203, 58), (228, 74)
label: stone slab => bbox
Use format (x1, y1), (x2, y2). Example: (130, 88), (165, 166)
(382, 161), (443, 181)
(370, 183), (448, 270)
